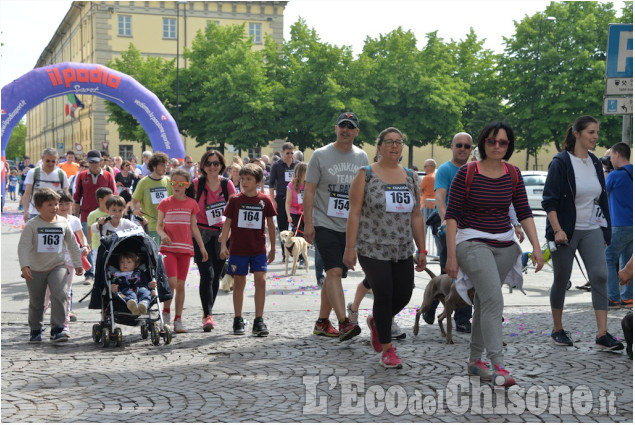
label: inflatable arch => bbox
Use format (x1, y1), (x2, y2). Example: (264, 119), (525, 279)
(1, 62), (185, 196)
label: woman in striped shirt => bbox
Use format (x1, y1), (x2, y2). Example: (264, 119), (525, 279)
(445, 122), (543, 387)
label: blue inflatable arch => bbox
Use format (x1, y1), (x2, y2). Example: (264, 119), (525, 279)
(1, 62), (184, 164)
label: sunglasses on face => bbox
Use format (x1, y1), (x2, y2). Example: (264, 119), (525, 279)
(338, 122), (356, 130)
(454, 143), (472, 150)
(485, 138), (510, 147)
(382, 139), (404, 147)
(205, 161), (221, 167)
(43, 159), (57, 163)
(170, 180), (191, 187)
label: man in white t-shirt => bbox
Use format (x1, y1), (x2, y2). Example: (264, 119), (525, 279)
(22, 148), (70, 221)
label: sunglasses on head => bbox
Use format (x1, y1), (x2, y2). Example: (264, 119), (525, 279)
(454, 143), (472, 150)
(170, 180), (191, 187)
(338, 122), (356, 130)
(485, 138), (510, 147)
(205, 160), (221, 167)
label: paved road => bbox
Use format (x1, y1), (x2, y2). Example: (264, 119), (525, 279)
(1, 200), (632, 422)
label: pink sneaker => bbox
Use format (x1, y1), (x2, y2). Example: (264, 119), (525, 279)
(492, 364), (516, 387)
(202, 315), (215, 332)
(379, 345), (402, 369)
(366, 315), (382, 352)
(467, 359), (493, 381)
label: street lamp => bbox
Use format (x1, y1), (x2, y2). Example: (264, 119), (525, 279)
(526, 15), (556, 171)
(175, 1), (187, 128)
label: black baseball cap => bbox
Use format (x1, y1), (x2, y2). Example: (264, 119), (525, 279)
(336, 112), (359, 128)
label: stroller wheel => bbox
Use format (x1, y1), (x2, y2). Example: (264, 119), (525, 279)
(164, 328), (172, 345)
(151, 323), (160, 346)
(114, 328), (123, 347)
(141, 324), (148, 340)
(92, 324), (102, 343)
(100, 328), (110, 348)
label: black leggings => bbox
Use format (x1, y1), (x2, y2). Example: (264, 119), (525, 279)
(194, 234), (226, 317)
(358, 254), (414, 344)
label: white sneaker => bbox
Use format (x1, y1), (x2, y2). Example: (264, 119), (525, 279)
(347, 302), (358, 324)
(126, 299), (139, 315)
(162, 311), (170, 325)
(173, 318), (188, 333)
(61, 326), (71, 338)
(391, 319), (406, 340)
(138, 301), (149, 315)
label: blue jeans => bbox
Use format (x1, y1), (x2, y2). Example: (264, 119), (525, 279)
(121, 286), (151, 304)
(606, 226), (633, 302)
(81, 221), (94, 279)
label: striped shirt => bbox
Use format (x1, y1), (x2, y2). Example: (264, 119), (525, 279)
(157, 196), (199, 255)
(445, 163), (532, 247)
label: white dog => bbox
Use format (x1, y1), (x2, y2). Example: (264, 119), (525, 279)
(280, 230), (309, 276)
(219, 263), (234, 292)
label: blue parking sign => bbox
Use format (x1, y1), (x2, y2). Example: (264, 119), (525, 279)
(606, 24), (633, 78)
(607, 99), (618, 112)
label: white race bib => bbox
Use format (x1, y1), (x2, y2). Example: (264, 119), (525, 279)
(590, 202), (608, 227)
(297, 191), (303, 205)
(237, 204), (263, 229)
(384, 184), (414, 213)
(37, 227), (63, 253)
(150, 187), (168, 204)
(327, 192), (350, 218)
(285, 170), (294, 182)
(206, 201), (226, 227)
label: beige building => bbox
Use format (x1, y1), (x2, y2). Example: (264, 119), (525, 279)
(26, 1), (287, 162)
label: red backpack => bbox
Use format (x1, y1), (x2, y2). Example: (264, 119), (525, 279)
(464, 161), (519, 199)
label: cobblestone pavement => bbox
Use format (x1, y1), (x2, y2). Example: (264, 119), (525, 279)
(2, 203), (633, 422)
(1, 305), (632, 422)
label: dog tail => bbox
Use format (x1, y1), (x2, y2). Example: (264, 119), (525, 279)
(423, 267), (436, 279)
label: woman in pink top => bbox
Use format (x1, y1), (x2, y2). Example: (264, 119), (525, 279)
(285, 162), (307, 235)
(193, 150), (237, 332)
(156, 169), (208, 333)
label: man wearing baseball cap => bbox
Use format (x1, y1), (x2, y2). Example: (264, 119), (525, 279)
(303, 112), (369, 341)
(73, 149), (116, 285)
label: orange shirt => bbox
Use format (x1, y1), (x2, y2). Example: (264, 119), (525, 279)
(59, 161), (79, 177)
(420, 172), (436, 209)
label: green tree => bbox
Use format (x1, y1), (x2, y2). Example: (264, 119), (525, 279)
(106, 44), (176, 150)
(353, 29), (467, 166)
(500, 2), (625, 166)
(450, 29), (505, 137)
(5, 119), (26, 161)
(263, 19), (354, 151)
(179, 22), (275, 152)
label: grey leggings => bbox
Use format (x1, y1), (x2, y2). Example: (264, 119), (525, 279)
(457, 240), (519, 368)
(26, 265), (69, 331)
(551, 228), (608, 311)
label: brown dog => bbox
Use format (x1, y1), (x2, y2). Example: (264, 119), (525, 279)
(413, 270), (475, 344)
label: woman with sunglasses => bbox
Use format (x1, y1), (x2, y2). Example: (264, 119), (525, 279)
(542, 115), (623, 351)
(445, 122), (543, 386)
(156, 169), (208, 333)
(193, 151), (237, 332)
(344, 127), (427, 369)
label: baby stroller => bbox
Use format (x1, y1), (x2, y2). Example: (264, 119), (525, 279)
(88, 227), (172, 347)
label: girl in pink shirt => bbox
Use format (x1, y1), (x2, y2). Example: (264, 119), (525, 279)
(157, 169), (208, 333)
(285, 162), (307, 234)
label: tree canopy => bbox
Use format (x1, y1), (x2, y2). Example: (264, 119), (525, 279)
(105, 2), (631, 165)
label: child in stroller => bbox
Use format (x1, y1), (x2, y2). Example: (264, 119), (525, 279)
(88, 227), (172, 347)
(111, 251), (157, 315)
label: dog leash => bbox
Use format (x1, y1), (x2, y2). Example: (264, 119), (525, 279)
(294, 212), (304, 237)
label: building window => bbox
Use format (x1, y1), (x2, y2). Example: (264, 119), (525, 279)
(119, 145), (133, 160)
(118, 15), (131, 36)
(248, 147), (261, 159)
(249, 22), (262, 44)
(163, 18), (176, 39)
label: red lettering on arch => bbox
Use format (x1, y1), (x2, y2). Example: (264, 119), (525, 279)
(77, 68), (89, 83)
(107, 75), (121, 89)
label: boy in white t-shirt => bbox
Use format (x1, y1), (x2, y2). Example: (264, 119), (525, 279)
(90, 195), (146, 242)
